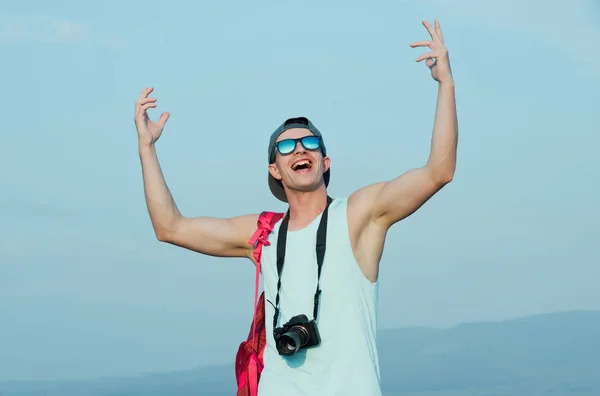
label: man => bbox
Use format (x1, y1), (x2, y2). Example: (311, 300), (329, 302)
(134, 19), (457, 396)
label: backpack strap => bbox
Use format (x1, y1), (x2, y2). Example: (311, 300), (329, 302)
(247, 211), (284, 338)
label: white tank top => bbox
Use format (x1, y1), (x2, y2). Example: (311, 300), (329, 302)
(257, 197), (382, 396)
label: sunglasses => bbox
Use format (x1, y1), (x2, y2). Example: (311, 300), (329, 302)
(273, 136), (322, 159)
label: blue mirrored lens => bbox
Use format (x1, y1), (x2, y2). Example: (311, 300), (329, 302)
(301, 136), (320, 150)
(277, 139), (297, 154)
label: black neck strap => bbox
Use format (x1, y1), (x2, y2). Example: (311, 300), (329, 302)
(272, 196), (333, 330)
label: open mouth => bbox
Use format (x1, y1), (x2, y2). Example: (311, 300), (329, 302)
(291, 159), (312, 172)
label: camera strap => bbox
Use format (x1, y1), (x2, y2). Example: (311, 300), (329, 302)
(272, 195), (333, 330)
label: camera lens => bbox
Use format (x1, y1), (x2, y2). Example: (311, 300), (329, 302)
(277, 326), (309, 356)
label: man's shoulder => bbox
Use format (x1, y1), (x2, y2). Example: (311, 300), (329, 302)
(346, 183), (386, 221)
(347, 183), (386, 207)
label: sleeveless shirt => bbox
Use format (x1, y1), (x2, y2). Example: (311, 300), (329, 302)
(257, 197), (382, 396)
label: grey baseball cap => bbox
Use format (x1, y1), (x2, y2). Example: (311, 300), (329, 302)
(267, 117), (330, 202)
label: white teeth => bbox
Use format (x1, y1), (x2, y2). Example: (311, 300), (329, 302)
(292, 160), (311, 170)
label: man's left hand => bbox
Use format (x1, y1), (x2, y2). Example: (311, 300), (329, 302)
(410, 19), (453, 84)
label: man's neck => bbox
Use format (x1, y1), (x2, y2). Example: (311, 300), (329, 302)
(285, 187), (329, 231)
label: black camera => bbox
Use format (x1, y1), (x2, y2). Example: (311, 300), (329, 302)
(273, 314), (321, 356)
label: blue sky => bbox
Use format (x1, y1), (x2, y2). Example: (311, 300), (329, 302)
(1, 0), (599, 382)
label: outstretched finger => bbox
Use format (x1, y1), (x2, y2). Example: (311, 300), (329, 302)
(138, 87), (154, 101)
(435, 19), (444, 42)
(415, 51), (437, 63)
(137, 97), (157, 107)
(422, 20), (435, 40)
(156, 112), (170, 128)
(423, 20), (442, 42)
(410, 40), (435, 49)
(139, 102), (157, 112)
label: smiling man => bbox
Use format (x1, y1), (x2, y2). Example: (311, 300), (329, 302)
(134, 19), (457, 396)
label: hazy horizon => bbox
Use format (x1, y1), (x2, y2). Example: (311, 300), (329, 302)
(5, 309), (599, 383)
(2, 0), (599, 383)
(2, 309), (599, 396)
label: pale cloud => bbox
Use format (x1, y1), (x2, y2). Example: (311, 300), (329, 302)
(424, 0), (600, 73)
(0, 14), (126, 48)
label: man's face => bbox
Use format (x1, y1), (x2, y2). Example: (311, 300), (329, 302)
(268, 128), (330, 195)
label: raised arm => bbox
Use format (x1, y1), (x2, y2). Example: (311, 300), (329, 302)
(353, 19), (458, 229)
(371, 79), (456, 228)
(135, 88), (257, 260)
(347, 20), (458, 282)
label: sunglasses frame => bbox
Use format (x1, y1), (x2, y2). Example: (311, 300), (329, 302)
(271, 136), (322, 162)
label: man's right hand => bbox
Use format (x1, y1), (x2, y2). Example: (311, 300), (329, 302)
(134, 87), (170, 147)
(134, 87), (260, 263)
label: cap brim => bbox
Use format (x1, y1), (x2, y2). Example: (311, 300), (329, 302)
(268, 169), (331, 203)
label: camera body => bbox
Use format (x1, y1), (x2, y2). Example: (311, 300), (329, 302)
(273, 314), (321, 356)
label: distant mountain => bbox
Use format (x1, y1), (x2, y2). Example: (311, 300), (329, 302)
(378, 310), (600, 395)
(2, 310), (599, 396)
